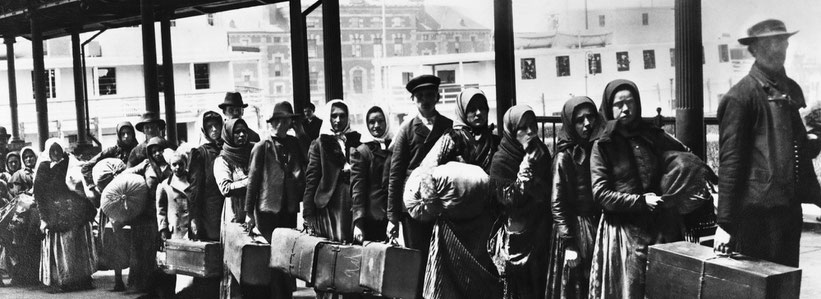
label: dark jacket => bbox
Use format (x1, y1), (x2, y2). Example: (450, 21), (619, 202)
(351, 140), (391, 223)
(188, 143), (223, 241)
(387, 115), (453, 222)
(245, 135), (309, 215)
(303, 133), (362, 219)
(717, 69), (821, 234)
(303, 117), (323, 141)
(550, 149), (600, 240)
(127, 142), (148, 168)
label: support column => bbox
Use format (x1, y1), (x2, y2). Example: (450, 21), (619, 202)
(494, 0), (516, 125)
(160, 18), (177, 147)
(674, 0), (704, 159)
(4, 37), (22, 144)
(71, 31), (90, 148)
(290, 0), (310, 112)
(31, 13), (49, 151)
(322, 0), (343, 101)
(141, 0), (160, 113)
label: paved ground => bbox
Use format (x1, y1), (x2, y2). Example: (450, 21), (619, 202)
(1, 205), (819, 298)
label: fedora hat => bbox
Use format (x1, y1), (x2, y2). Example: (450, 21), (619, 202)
(738, 19), (798, 45)
(266, 101), (298, 122)
(135, 112), (167, 132)
(219, 92), (248, 109)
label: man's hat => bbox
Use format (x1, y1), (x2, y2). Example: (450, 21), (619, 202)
(219, 92), (248, 109)
(135, 112), (167, 132)
(0, 126), (9, 138)
(267, 101), (299, 123)
(405, 75), (441, 93)
(738, 19), (798, 45)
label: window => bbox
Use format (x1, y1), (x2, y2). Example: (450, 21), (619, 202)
(31, 69), (57, 99)
(643, 50), (656, 69)
(274, 64), (282, 77)
(243, 74), (251, 82)
(670, 48), (676, 67)
(373, 44), (383, 58)
(470, 35), (477, 42)
(393, 37), (403, 56)
(349, 18), (360, 28)
(422, 49), (432, 55)
(274, 56), (283, 64)
(274, 37), (281, 43)
(642, 13), (649, 26)
(617, 52), (630, 71)
(454, 35), (461, 42)
(391, 17), (402, 27)
(599, 15), (605, 27)
(588, 53), (602, 74)
(521, 58), (537, 79)
(308, 38), (318, 58)
(194, 63), (210, 89)
(718, 44), (730, 63)
(170, 20), (176, 27)
(307, 18), (318, 28)
(455, 42), (461, 53)
(309, 71), (319, 91)
(353, 69), (364, 93)
(402, 72), (414, 85)
(207, 14), (214, 26)
(352, 44), (362, 57)
(275, 84), (283, 94)
(98, 67), (117, 95)
(438, 70), (456, 84)
(556, 56), (570, 77)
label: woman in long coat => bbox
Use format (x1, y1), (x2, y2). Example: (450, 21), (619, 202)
(214, 118), (252, 224)
(588, 79), (687, 298)
(545, 96), (603, 299)
(35, 138), (96, 292)
(489, 105), (552, 299)
(351, 106), (392, 243)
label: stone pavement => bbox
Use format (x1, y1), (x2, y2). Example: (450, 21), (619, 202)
(0, 206), (819, 298)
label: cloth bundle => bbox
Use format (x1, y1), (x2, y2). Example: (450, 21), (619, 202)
(92, 158), (127, 191)
(404, 162), (491, 222)
(660, 151), (717, 215)
(100, 173), (148, 224)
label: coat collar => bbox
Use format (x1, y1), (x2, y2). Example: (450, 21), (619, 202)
(412, 114), (452, 145)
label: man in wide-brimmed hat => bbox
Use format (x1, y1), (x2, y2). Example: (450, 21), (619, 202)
(218, 92), (261, 143)
(716, 19), (818, 267)
(128, 112), (166, 167)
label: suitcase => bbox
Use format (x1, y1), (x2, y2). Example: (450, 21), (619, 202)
(647, 241), (801, 299)
(164, 239), (222, 278)
(314, 243), (365, 293)
(269, 228), (330, 284)
(223, 222), (271, 285)
(360, 241), (422, 299)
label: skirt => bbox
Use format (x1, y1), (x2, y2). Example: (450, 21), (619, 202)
(545, 215), (598, 299)
(40, 222), (96, 287)
(316, 182), (353, 243)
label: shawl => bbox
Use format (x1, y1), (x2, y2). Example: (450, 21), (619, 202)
(319, 99), (352, 136)
(198, 110), (225, 146)
(359, 106), (393, 150)
(116, 121), (139, 153)
(453, 88), (491, 131)
(556, 96), (603, 165)
(599, 79), (661, 139)
(220, 118), (252, 170)
(490, 105), (536, 182)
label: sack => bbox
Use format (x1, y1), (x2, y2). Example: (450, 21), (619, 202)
(314, 243), (364, 293)
(101, 174), (148, 223)
(269, 228), (329, 284)
(404, 162), (491, 221)
(223, 222), (271, 286)
(360, 241), (422, 298)
(92, 158), (126, 191)
(660, 151), (716, 215)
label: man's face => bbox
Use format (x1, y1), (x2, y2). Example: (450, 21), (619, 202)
(223, 106), (244, 119)
(143, 123), (162, 139)
(304, 108), (315, 119)
(270, 117), (292, 137)
(752, 36), (789, 71)
(412, 87), (440, 115)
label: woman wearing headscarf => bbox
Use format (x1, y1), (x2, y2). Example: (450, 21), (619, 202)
(20, 146), (37, 176)
(545, 97), (603, 299)
(489, 105), (552, 299)
(588, 79), (687, 298)
(35, 138), (96, 292)
(81, 121), (138, 191)
(214, 118), (252, 224)
(0, 151), (22, 183)
(189, 111), (225, 242)
(6, 169), (40, 286)
(351, 106), (392, 243)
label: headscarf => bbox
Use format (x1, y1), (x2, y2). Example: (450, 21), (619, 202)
(198, 110), (224, 146)
(146, 137), (169, 176)
(5, 151), (20, 174)
(599, 79), (658, 138)
(490, 105), (536, 182)
(453, 88), (491, 130)
(20, 146), (37, 169)
(220, 118), (252, 170)
(556, 96), (603, 165)
(359, 106), (392, 149)
(40, 138), (70, 169)
(116, 121), (139, 153)
(319, 99), (352, 137)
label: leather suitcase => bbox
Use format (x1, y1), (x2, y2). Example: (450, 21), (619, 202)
(314, 243), (365, 293)
(360, 241), (422, 299)
(223, 222), (271, 285)
(164, 239), (222, 278)
(647, 241), (801, 299)
(269, 228), (330, 284)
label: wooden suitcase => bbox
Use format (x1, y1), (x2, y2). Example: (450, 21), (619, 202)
(223, 222), (271, 285)
(164, 239), (222, 278)
(647, 241), (801, 299)
(269, 228), (330, 284)
(314, 243), (365, 293)
(359, 241), (422, 299)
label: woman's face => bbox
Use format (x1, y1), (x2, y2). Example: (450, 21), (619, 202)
(515, 113), (538, 147)
(7, 156), (20, 173)
(119, 127), (135, 144)
(22, 152), (36, 168)
(573, 105), (597, 141)
(465, 98), (489, 129)
(149, 146), (165, 165)
(330, 106), (349, 132)
(233, 122), (249, 146)
(612, 89), (638, 126)
(205, 119), (222, 141)
(48, 143), (63, 162)
(367, 111), (387, 138)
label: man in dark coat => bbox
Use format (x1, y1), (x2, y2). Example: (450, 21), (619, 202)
(220, 92), (261, 143)
(302, 102), (323, 141)
(127, 112), (166, 167)
(715, 19), (821, 267)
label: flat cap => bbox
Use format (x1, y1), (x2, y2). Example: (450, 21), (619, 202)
(406, 74), (441, 93)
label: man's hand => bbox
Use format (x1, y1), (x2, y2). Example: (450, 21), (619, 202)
(714, 226), (734, 255)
